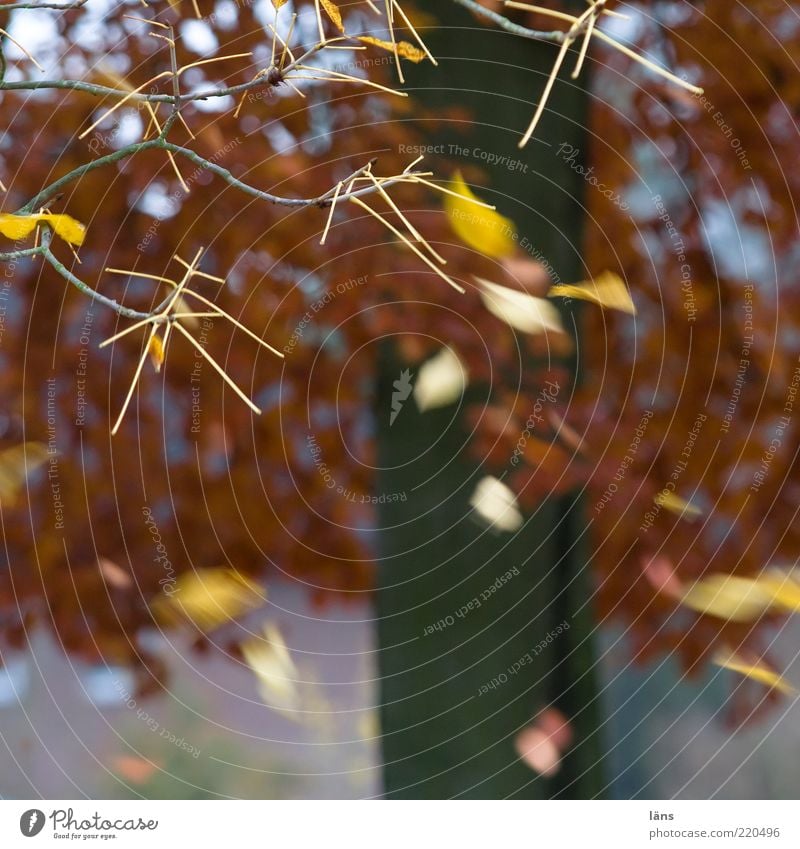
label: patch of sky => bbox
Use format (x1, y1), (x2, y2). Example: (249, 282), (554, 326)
(134, 182), (179, 220)
(180, 19), (220, 56)
(211, 0), (241, 31)
(701, 198), (776, 288)
(255, 381), (284, 415)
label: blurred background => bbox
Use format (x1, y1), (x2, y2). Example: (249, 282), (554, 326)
(4, 610), (800, 797)
(1, 0), (799, 799)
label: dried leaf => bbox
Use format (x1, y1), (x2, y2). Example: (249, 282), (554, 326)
(0, 443), (49, 505)
(474, 276), (564, 336)
(241, 623), (300, 715)
(414, 347), (468, 412)
(469, 475), (523, 533)
(515, 726), (561, 776)
(148, 334), (165, 373)
(320, 0), (344, 31)
(680, 574), (775, 623)
(654, 488), (702, 519)
(271, 0), (289, 8)
(357, 36), (426, 62)
(641, 554), (684, 599)
(444, 172), (516, 258)
(760, 570), (800, 613)
(713, 651), (796, 696)
(515, 708), (573, 776)
(152, 567), (265, 631)
(681, 569), (800, 623)
(549, 270), (636, 314)
(98, 557), (133, 590)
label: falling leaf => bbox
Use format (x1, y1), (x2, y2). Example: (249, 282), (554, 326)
(549, 270), (636, 315)
(98, 557), (133, 590)
(445, 172), (516, 258)
(547, 409), (585, 454)
(474, 276), (565, 336)
(680, 573), (775, 623)
(713, 651), (796, 696)
(414, 347), (468, 412)
(535, 707), (574, 750)
(515, 708), (573, 776)
(654, 488), (702, 519)
(469, 475), (523, 532)
(94, 65), (135, 94)
(357, 36), (425, 62)
(514, 727), (561, 777)
(320, 0), (344, 31)
(148, 335), (165, 373)
(0, 212), (86, 246)
(112, 755), (161, 784)
(760, 570), (800, 614)
(679, 569), (800, 623)
(502, 255), (551, 295)
(241, 623), (301, 715)
(0, 443), (49, 506)
(641, 554), (684, 599)
(152, 567), (265, 631)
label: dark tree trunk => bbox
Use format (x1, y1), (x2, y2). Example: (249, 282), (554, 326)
(376, 0), (605, 799)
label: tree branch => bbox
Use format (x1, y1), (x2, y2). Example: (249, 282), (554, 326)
(0, 245), (44, 261)
(20, 135), (424, 216)
(450, 0), (566, 43)
(0, 0), (86, 8)
(39, 231), (153, 320)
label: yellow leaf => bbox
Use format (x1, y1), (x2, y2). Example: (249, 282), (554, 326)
(0, 212), (86, 246)
(682, 568), (800, 623)
(474, 276), (564, 336)
(760, 570), (800, 613)
(654, 488), (702, 519)
(0, 214), (38, 241)
(444, 172), (516, 258)
(0, 442), (49, 505)
(414, 347), (468, 412)
(549, 270), (636, 315)
(319, 0), (344, 31)
(152, 567), (264, 631)
(41, 214), (87, 246)
(94, 65), (135, 94)
(680, 573), (774, 623)
(241, 623), (300, 715)
(470, 475), (523, 533)
(148, 335), (165, 373)
(357, 35), (425, 62)
(271, 0), (289, 8)
(713, 651), (795, 695)
(396, 40), (427, 62)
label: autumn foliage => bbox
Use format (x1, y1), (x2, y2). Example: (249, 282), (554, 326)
(0, 0), (796, 721)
